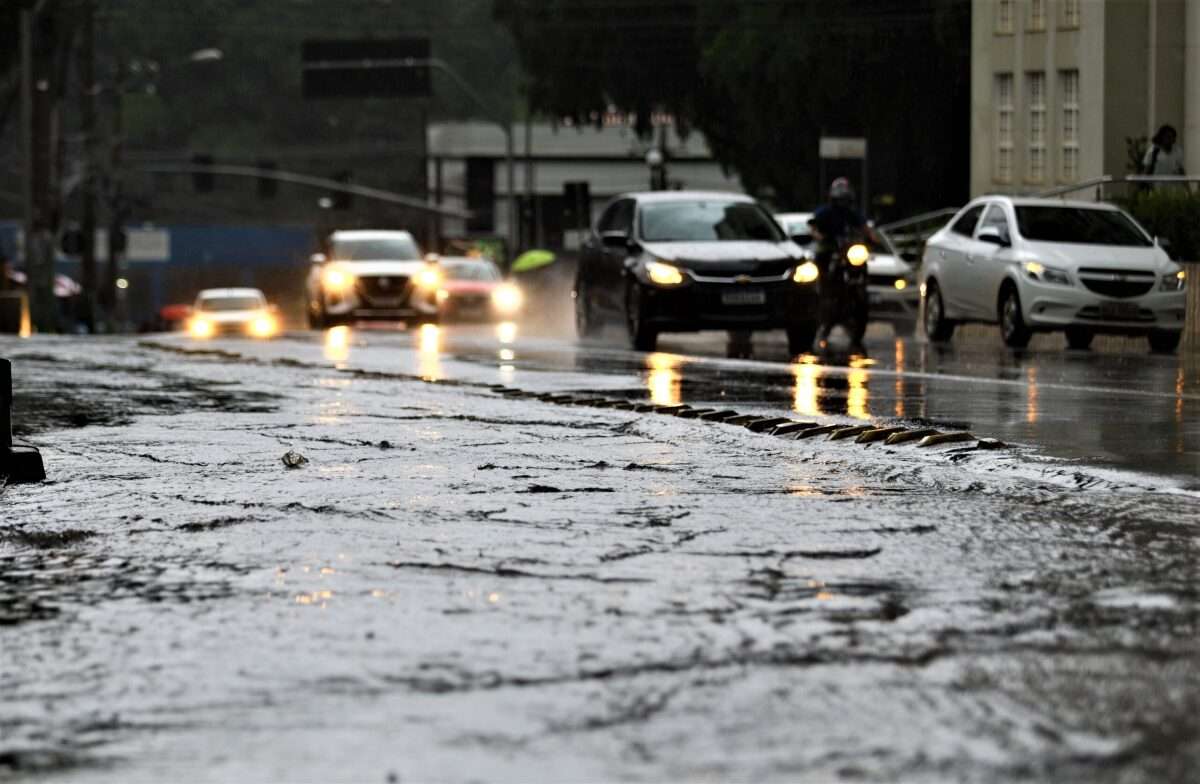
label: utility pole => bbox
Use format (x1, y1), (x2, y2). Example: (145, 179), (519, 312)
(78, 0), (97, 332)
(104, 56), (126, 331)
(20, 4), (60, 333)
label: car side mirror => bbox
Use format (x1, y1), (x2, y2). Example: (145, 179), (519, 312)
(977, 227), (1010, 247)
(790, 234), (812, 246)
(310, 252), (327, 264)
(600, 231), (630, 250)
(1155, 236), (1172, 250)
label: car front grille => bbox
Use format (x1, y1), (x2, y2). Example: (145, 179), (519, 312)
(869, 274), (899, 287)
(357, 275), (411, 305)
(1076, 268), (1155, 299)
(449, 294), (489, 308)
(686, 260), (793, 281)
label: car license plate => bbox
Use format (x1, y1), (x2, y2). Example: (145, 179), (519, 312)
(722, 288), (766, 306)
(1099, 301), (1139, 320)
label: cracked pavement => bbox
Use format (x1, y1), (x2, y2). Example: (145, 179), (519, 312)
(1, 334), (1197, 783)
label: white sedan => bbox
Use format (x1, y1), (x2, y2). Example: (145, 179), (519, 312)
(921, 196), (1187, 352)
(188, 288), (279, 339)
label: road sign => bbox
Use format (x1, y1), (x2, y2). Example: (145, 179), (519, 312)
(301, 38), (432, 99)
(819, 137), (868, 160)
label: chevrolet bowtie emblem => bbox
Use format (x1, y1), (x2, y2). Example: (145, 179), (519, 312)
(735, 274), (752, 284)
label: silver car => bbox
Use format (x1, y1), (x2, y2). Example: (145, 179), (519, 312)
(306, 230), (441, 328)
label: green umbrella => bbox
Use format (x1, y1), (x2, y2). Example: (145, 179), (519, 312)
(510, 249), (557, 273)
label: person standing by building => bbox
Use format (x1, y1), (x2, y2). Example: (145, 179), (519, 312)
(1142, 125), (1186, 184)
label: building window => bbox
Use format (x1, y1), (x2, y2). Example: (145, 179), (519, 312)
(1029, 0), (1045, 31)
(1060, 70), (1080, 181)
(1027, 72), (1046, 182)
(996, 0), (1014, 33)
(995, 73), (1014, 183)
(1062, 0), (1080, 28)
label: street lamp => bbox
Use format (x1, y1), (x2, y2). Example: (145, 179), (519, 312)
(413, 58), (516, 261)
(187, 48), (224, 64)
(101, 46), (224, 331)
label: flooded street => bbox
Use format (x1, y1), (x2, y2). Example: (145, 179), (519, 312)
(2, 329), (1197, 782)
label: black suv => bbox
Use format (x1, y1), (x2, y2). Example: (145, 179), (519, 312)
(573, 191), (820, 353)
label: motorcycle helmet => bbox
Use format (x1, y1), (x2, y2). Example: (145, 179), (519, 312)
(829, 177), (855, 204)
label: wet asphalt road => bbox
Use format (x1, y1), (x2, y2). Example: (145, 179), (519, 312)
(2, 328), (1198, 782)
(294, 319), (1199, 483)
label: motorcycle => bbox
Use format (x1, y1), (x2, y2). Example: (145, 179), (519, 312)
(816, 235), (871, 351)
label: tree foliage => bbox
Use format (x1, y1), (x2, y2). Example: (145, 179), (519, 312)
(96, 0), (522, 156)
(496, 0), (971, 214)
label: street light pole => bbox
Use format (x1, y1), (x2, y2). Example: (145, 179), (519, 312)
(417, 58), (516, 260)
(301, 56), (518, 257)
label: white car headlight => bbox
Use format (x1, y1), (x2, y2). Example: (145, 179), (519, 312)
(322, 265), (355, 293)
(1023, 261), (1070, 286)
(491, 283), (524, 314)
(1161, 269), (1186, 291)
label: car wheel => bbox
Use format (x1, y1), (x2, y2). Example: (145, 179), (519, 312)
(1148, 329), (1182, 354)
(923, 280), (955, 342)
(893, 319), (917, 337)
(307, 303), (326, 330)
(574, 286), (598, 339)
(998, 285), (1032, 349)
(625, 281), (657, 352)
(1065, 326), (1094, 350)
(786, 321), (817, 356)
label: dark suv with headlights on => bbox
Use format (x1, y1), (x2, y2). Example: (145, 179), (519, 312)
(306, 230), (441, 328)
(574, 192), (820, 353)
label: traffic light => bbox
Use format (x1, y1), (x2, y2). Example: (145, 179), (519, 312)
(192, 154), (214, 193)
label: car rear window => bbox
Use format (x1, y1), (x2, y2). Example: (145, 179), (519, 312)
(641, 201), (784, 243)
(331, 236), (421, 260)
(1014, 206), (1152, 246)
(198, 296), (263, 312)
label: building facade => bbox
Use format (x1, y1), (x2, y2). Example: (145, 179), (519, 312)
(971, 0), (1200, 197)
(426, 120), (743, 252)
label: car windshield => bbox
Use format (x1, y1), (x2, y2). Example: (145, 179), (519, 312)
(198, 296), (263, 312)
(331, 236), (421, 260)
(640, 200), (785, 243)
(443, 261), (501, 281)
(782, 221), (812, 241)
(1014, 206), (1152, 247)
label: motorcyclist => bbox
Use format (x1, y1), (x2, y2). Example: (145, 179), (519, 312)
(808, 178), (879, 352)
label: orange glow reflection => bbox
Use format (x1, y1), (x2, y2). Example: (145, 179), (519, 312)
(894, 339), (906, 418)
(324, 325), (352, 362)
(792, 356), (821, 417)
(1176, 367), (1185, 424)
(645, 352), (683, 406)
(847, 356), (871, 421)
(417, 323), (442, 381)
(1026, 366), (1039, 424)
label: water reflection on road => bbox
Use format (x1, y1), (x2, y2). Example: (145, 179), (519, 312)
(317, 323), (1197, 480)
